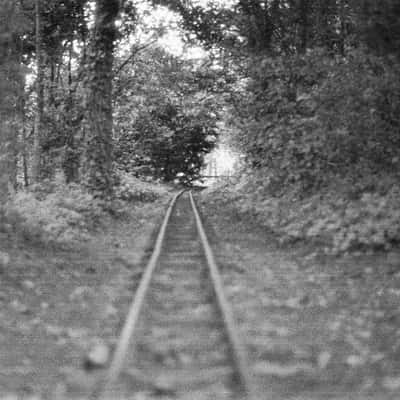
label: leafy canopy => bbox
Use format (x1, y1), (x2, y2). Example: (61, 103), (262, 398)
(114, 47), (219, 183)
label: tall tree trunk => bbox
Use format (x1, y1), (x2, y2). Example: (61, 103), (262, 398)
(0, 1), (19, 202)
(0, 121), (11, 204)
(338, 0), (347, 55)
(32, 0), (45, 182)
(10, 106), (19, 192)
(20, 93), (29, 188)
(0, 18), (10, 204)
(22, 128), (29, 188)
(49, 60), (56, 104)
(298, 0), (309, 53)
(63, 40), (79, 183)
(82, 0), (120, 198)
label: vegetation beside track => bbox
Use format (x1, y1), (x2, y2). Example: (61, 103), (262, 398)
(202, 175), (400, 256)
(1, 171), (171, 249)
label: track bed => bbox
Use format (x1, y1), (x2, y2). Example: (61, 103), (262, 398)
(93, 192), (254, 399)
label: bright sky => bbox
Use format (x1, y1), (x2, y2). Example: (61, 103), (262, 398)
(130, 2), (207, 59)
(204, 145), (239, 176)
(120, 0), (240, 60)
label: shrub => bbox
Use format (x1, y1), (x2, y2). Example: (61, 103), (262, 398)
(4, 176), (104, 247)
(204, 173), (400, 254)
(231, 49), (400, 196)
(2, 170), (172, 247)
(114, 171), (169, 203)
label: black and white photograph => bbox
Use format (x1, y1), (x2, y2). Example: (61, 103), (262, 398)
(0, 0), (400, 399)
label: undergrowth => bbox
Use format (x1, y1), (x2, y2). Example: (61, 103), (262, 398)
(216, 50), (400, 255)
(203, 172), (400, 255)
(114, 171), (170, 202)
(1, 172), (171, 248)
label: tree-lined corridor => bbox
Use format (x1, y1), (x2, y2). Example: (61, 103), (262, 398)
(1, 0), (400, 398)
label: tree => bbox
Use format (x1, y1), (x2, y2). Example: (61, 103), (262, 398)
(122, 102), (217, 184)
(32, 0), (45, 182)
(113, 47), (219, 183)
(82, 0), (121, 197)
(157, 0), (400, 196)
(0, 1), (25, 200)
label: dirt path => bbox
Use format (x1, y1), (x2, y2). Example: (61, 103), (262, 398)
(200, 197), (400, 400)
(0, 199), (169, 399)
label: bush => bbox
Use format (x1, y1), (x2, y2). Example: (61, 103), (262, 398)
(204, 173), (400, 254)
(2, 171), (172, 247)
(231, 49), (400, 195)
(4, 176), (104, 247)
(114, 171), (169, 203)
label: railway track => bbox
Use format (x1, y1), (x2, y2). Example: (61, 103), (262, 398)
(91, 191), (256, 399)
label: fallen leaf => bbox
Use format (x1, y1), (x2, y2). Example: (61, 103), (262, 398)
(317, 351), (331, 369)
(275, 326), (290, 337)
(10, 300), (29, 314)
(383, 376), (400, 390)
(285, 297), (301, 309)
(0, 251), (10, 267)
(357, 330), (371, 339)
(317, 296), (328, 307)
(66, 327), (88, 340)
(46, 325), (65, 337)
(370, 353), (385, 363)
(346, 355), (364, 367)
(22, 280), (35, 289)
(104, 304), (118, 317)
(69, 286), (92, 301)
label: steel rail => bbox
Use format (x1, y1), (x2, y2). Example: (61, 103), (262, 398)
(189, 191), (257, 400)
(90, 190), (185, 400)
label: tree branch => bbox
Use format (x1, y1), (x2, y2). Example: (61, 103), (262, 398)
(115, 39), (158, 75)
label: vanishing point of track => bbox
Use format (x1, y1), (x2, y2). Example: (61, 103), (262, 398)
(91, 191), (256, 399)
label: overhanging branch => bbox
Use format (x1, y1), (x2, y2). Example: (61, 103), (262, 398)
(115, 39), (158, 75)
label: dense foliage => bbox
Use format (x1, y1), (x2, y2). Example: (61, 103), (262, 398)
(2, 171), (169, 247)
(205, 174), (400, 254)
(159, 0), (400, 252)
(230, 49), (400, 195)
(113, 48), (219, 183)
(115, 104), (217, 183)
